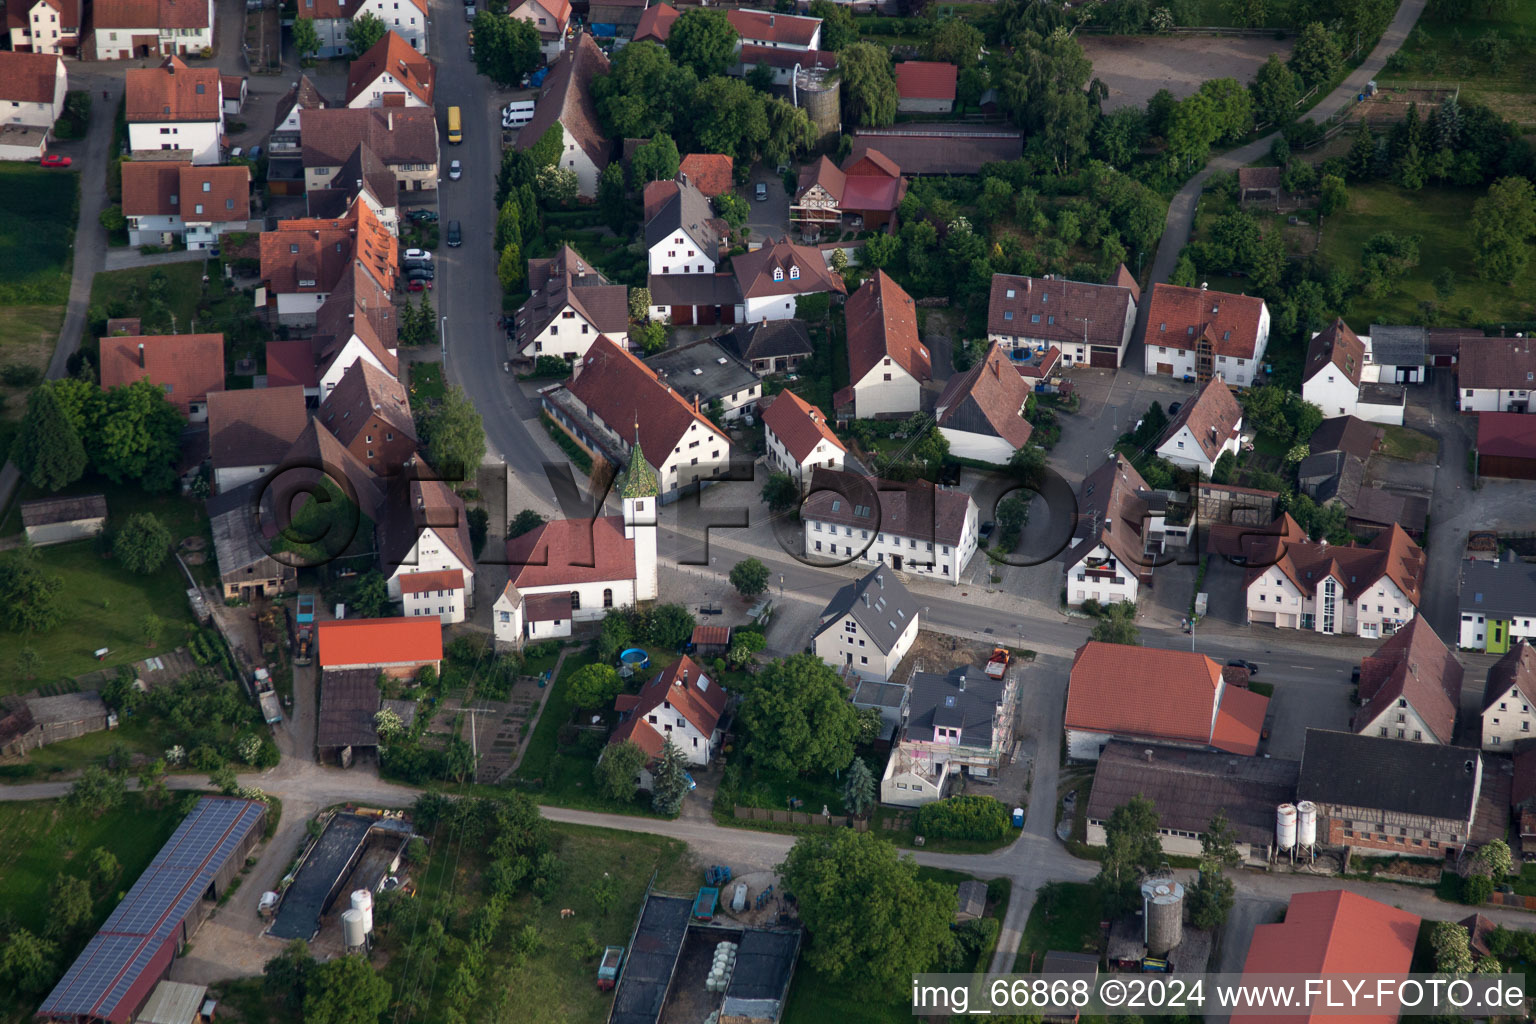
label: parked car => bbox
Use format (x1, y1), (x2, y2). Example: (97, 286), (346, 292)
(448, 159), (462, 181)
(755, 182), (767, 201)
(465, 4), (475, 18)
(1350, 666), (1361, 683)
(446, 220), (462, 247)
(39, 154), (71, 167)
(410, 209), (438, 223)
(407, 269), (434, 288)
(402, 257), (433, 272)
(406, 278), (426, 292)
(403, 248), (432, 261)
(1168, 402), (1182, 416)
(979, 521), (995, 539)
(1226, 659), (1259, 675)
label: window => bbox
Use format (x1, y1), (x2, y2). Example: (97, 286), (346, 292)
(569, 591), (580, 610)
(773, 267), (783, 281)
(603, 588), (613, 608)
(789, 266), (800, 280)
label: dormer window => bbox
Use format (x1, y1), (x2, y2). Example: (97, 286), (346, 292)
(789, 265), (800, 280)
(773, 267), (783, 281)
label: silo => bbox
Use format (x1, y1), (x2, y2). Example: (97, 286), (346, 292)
(351, 889), (374, 935)
(793, 65), (841, 149)
(1295, 801), (1318, 850)
(342, 909), (367, 952)
(1141, 879), (1184, 956)
(1275, 803), (1297, 851)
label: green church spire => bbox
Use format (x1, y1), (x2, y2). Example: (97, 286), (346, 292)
(622, 439), (659, 499)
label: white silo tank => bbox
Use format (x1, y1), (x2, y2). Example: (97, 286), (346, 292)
(1276, 803), (1297, 850)
(1140, 879), (1184, 956)
(342, 909), (367, 950)
(351, 889), (374, 934)
(1295, 801), (1318, 848)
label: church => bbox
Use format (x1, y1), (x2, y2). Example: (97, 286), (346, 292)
(493, 443), (660, 646)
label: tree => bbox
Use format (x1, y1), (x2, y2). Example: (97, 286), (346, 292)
(508, 508), (546, 538)
(94, 379), (185, 491)
(497, 241), (524, 292)
(667, 9), (738, 78)
(445, 736), (476, 783)
(303, 954), (392, 1024)
(1097, 795), (1163, 913)
(1473, 838), (1513, 880)
(1358, 231), (1421, 297)
(473, 10), (540, 86)
(843, 757), (876, 818)
(1188, 862), (1235, 929)
(417, 385), (486, 480)
(739, 654), (858, 774)
(1165, 91), (1220, 168)
(778, 830), (955, 990)
(0, 557), (62, 633)
(45, 874), (94, 940)
(351, 570), (390, 618)
(728, 629), (766, 666)
(994, 495), (1029, 550)
(1290, 22), (1342, 87)
(568, 663), (624, 710)
(466, 505), (490, 558)
(862, 232), (900, 269)
(264, 940), (317, 1011)
(346, 11), (386, 55)
(140, 612), (162, 649)
(15, 646), (38, 680)
(645, 602), (696, 649)
(596, 739), (646, 803)
(210, 764), (240, 795)
(762, 472), (799, 514)
(86, 848), (122, 896)
(598, 162), (628, 233)
(495, 197), (522, 253)
(631, 133), (681, 186)
(634, 320), (668, 355)
(1318, 174), (1348, 217)
(374, 707), (405, 742)
(12, 384), (86, 492)
(651, 737), (691, 814)
(1089, 602), (1140, 645)
(292, 17), (321, 62)
(840, 43), (899, 128)
(729, 557), (770, 599)
(1250, 53), (1300, 127)
(114, 511), (172, 575)
(0, 929), (57, 996)
(1198, 77), (1254, 142)
(715, 191), (749, 231)
(692, 77), (770, 163)
(65, 763), (125, 815)
(529, 123), (564, 169)
(595, 44), (697, 140)
(1472, 176), (1536, 284)
(926, 18), (983, 68)
(536, 164), (579, 206)
(1430, 920), (1476, 974)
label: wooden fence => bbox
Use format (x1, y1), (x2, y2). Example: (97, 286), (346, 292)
(734, 805), (870, 830)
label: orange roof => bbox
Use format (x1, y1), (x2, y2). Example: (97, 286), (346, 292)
(100, 334), (225, 415)
(1145, 282), (1267, 360)
(317, 616), (443, 668)
(125, 57), (220, 124)
(0, 51), (63, 104)
(1231, 890), (1419, 1024)
(1210, 685), (1267, 756)
(760, 389), (845, 464)
(609, 715), (668, 762)
(894, 60), (957, 101)
(346, 31), (435, 106)
(177, 164), (252, 223)
(679, 153), (733, 197)
(845, 270), (930, 386)
(633, 1), (679, 42)
(611, 654), (728, 753)
(398, 569), (465, 595)
(260, 198), (395, 296)
(505, 513), (636, 589)
(691, 624), (730, 646)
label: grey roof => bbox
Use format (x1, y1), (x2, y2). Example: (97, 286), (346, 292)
(1347, 487), (1428, 532)
(642, 337), (759, 409)
(644, 177), (726, 258)
(719, 319), (814, 363)
(906, 665), (1006, 747)
(610, 893), (692, 1024)
(1042, 951), (1101, 974)
(1086, 741), (1299, 849)
(21, 494), (107, 527)
(722, 929), (799, 1010)
(1298, 728), (1481, 822)
(646, 271), (742, 307)
(209, 483), (273, 576)
(1368, 324), (1427, 367)
(1359, 381), (1406, 406)
(1459, 558), (1536, 618)
(26, 691), (107, 725)
(812, 566), (920, 655)
(268, 812), (374, 941)
(1298, 451), (1364, 506)
(1309, 416), (1381, 460)
(851, 677), (907, 710)
(316, 668), (381, 748)
(957, 879), (987, 917)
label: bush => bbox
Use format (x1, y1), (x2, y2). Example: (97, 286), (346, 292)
(913, 795), (1011, 841)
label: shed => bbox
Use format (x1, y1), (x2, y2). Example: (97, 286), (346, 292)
(137, 981), (210, 1024)
(955, 879), (987, 922)
(25, 691), (111, 746)
(317, 669), (382, 766)
(690, 623), (731, 658)
(1477, 411), (1536, 480)
(21, 494), (108, 547)
(1237, 166), (1282, 207)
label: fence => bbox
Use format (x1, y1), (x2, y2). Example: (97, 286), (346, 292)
(733, 805), (870, 830)
(1487, 890), (1536, 913)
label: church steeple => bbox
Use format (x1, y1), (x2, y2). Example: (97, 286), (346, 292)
(622, 434), (659, 500)
(621, 425), (659, 602)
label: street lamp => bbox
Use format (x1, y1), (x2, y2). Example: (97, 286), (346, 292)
(439, 315), (447, 362)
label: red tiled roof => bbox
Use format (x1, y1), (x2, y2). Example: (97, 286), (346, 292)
(301, 106), (438, 170)
(101, 333), (225, 416)
(1145, 282), (1267, 359)
(609, 715), (667, 761)
(514, 34), (611, 174)
(260, 199), (395, 296)
(398, 569), (465, 595)
(761, 389), (846, 464)
(346, 31), (435, 106)
(1249, 523), (1426, 608)
(317, 616), (443, 668)
(119, 160), (183, 218)
(1231, 891), (1418, 1024)
(505, 514), (636, 589)
(678, 153), (733, 197)
(733, 237), (845, 300)
(206, 386), (309, 470)
(177, 164), (251, 223)
(737, 43), (837, 71)
(0, 51), (62, 104)
(691, 625), (730, 646)
(125, 57), (220, 123)
(726, 7), (819, 46)
(96, 0), (208, 30)
(616, 654), (727, 740)
(523, 591), (573, 622)
(935, 342), (1033, 449)
(1352, 616), (1462, 744)
(845, 270), (929, 386)
(1477, 411), (1536, 460)
(1303, 318), (1365, 386)
(567, 335), (729, 466)
(1109, 263), (1140, 303)
(894, 60), (957, 101)
(1210, 685), (1267, 756)
(987, 273), (1135, 349)
(1156, 373), (1242, 463)
(634, 1), (679, 42)
(320, 357), (414, 447)
(265, 340), (318, 389)
(1064, 453), (1156, 574)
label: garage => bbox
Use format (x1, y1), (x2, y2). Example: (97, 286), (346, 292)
(1090, 346), (1118, 368)
(1156, 362), (1173, 375)
(670, 305), (693, 326)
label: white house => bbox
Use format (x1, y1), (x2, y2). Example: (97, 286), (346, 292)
(801, 469), (977, 584)
(842, 270), (927, 418)
(495, 445), (659, 646)
(644, 177), (725, 277)
(514, 33), (610, 198)
(206, 386), (310, 493)
(1245, 524), (1424, 638)
(608, 655), (728, 777)
(1481, 641), (1536, 750)
(1142, 282), (1269, 388)
(1154, 374), (1243, 477)
(6, 0), (81, 56)
(1366, 324), (1428, 385)
(812, 566), (919, 681)
(306, 0), (427, 59)
(1350, 616), (1462, 745)
(1458, 557), (1536, 652)
(344, 31), (434, 109)
(880, 664), (1017, 806)
(934, 342), (1033, 465)
(1063, 454), (1162, 608)
(732, 237), (847, 324)
(725, 8), (820, 51)
(987, 268), (1139, 368)
(1459, 337), (1536, 414)
(514, 244), (628, 363)
(761, 389), (846, 486)
(124, 58), (223, 165)
(0, 51), (66, 129)
(399, 569), (467, 625)
(380, 476), (476, 607)
(261, 199), (395, 328)
(510, 0), (572, 62)
(92, 0), (214, 59)
(1302, 319), (1405, 426)
(121, 161), (251, 250)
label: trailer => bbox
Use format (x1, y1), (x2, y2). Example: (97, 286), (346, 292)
(254, 667), (282, 725)
(693, 886), (719, 921)
(296, 594), (315, 624)
(705, 865), (732, 886)
(597, 945), (624, 990)
(985, 647), (1010, 679)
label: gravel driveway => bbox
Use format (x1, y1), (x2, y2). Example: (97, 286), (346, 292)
(1083, 34), (1295, 112)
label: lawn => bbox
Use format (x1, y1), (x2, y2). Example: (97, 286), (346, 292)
(1318, 183), (1536, 327)
(1013, 881), (1104, 971)
(1377, 424), (1438, 462)
(407, 359), (445, 411)
(0, 164), (76, 309)
(0, 718), (167, 780)
(1386, 3), (1536, 124)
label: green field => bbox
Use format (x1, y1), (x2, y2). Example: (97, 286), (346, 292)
(1387, 3), (1536, 124)
(0, 164), (76, 308)
(1013, 881), (1104, 971)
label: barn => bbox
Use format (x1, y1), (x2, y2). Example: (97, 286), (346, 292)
(21, 495), (108, 547)
(1477, 411), (1536, 480)
(648, 273), (741, 327)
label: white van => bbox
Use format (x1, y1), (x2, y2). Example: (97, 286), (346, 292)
(501, 100), (536, 129)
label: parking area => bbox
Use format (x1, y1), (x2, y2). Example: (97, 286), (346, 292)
(1082, 34), (1294, 113)
(742, 167), (791, 244)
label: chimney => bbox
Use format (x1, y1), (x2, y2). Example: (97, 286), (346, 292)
(769, 13), (775, 25)
(387, 110), (393, 131)
(679, 669), (688, 687)
(694, 394), (700, 413)
(957, 670), (965, 692)
(1144, 749), (1154, 763)
(681, 172), (688, 187)
(138, 343), (145, 368)
(1200, 281), (1209, 290)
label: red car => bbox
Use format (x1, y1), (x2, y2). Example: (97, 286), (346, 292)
(406, 278), (425, 292)
(40, 154), (72, 168)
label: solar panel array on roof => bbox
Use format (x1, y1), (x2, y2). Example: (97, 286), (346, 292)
(39, 798), (265, 1023)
